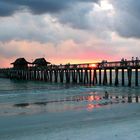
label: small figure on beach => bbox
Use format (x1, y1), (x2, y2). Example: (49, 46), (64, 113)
(105, 91), (109, 99)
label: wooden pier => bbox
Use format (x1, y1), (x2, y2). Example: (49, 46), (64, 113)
(1, 59), (140, 87)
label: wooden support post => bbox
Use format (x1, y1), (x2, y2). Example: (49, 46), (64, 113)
(43, 70), (45, 81)
(65, 70), (70, 83)
(22, 70), (25, 80)
(95, 69), (98, 84)
(115, 68), (119, 86)
(99, 69), (101, 85)
(32, 70), (34, 80)
(68, 70), (70, 83)
(47, 69), (50, 82)
(40, 70), (43, 81)
(17, 70), (20, 80)
(20, 70), (22, 80)
(136, 96), (139, 103)
(93, 69), (97, 85)
(30, 71), (32, 80)
(128, 96), (132, 103)
(43, 71), (45, 81)
(54, 70), (58, 83)
(21, 70), (23, 80)
(84, 69), (88, 84)
(36, 70), (39, 80)
(78, 69), (82, 83)
(46, 70), (49, 82)
(109, 69), (112, 85)
(65, 70), (68, 83)
(22, 70), (24, 80)
(27, 70), (29, 80)
(127, 68), (132, 87)
(103, 69), (107, 85)
(80, 69), (83, 83)
(77, 69), (80, 83)
(44, 70), (47, 81)
(49, 70), (53, 82)
(59, 70), (64, 83)
(73, 70), (77, 83)
(89, 69), (92, 84)
(33, 70), (36, 80)
(26, 70), (29, 80)
(47, 70), (49, 82)
(72, 70), (75, 83)
(122, 68), (125, 86)
(135, 68), (138, 86)
(39, 71), (41, 81)
(75, 70), (78, 83)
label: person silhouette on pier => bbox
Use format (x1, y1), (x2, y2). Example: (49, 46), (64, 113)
(121, 58), (125, 66)
(135, 57), (139, 66)
(132, 57), (135, 66)
(124, 59), (127, 66)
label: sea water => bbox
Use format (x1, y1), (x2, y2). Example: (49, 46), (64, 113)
(0, 73), (140, 140)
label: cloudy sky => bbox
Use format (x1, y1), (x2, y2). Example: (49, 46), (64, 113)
(0, 0), (140, 67)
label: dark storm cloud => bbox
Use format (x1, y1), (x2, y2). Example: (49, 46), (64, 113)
(112, 0), (140, 19)
(111, 0), (140, 39)
(0, 0), (99, 16)
(0, 1), (19, 16)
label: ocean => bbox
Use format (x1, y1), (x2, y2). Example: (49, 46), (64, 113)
(0, 74), (140, 140)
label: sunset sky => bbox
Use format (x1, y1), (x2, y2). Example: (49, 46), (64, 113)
(0, 0), (140, 67)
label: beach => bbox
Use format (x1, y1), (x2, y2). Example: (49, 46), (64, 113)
(0, 78), (140, 140)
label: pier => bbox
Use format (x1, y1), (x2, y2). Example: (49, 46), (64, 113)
(1, 59), (140, 87)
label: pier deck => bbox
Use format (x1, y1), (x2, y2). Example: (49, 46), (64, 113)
(1, 60), (140, 86)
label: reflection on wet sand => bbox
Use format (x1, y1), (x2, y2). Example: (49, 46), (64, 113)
(0, 94), (139, 116)
(13, 94), (140, 107)
(12, 94), (140, 114)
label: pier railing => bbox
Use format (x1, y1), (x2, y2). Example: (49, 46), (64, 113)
(46, 60), (140, 69)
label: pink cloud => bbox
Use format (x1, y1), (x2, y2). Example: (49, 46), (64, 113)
(0, 36), (139, 68)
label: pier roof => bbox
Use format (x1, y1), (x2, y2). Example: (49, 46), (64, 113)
(32, 58), (51, 65)
(11, 58), (31, 65)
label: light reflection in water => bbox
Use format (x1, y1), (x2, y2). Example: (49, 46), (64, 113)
(86, 94), (102, 111)
(87, 95), (101, 102)
(1, 94), (139, 116)
(87, 104), (101, 111)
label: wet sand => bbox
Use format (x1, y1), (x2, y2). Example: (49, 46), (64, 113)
(0, 103), (140, 140)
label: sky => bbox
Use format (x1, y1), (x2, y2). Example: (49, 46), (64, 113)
(0, 0), (140, 68)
